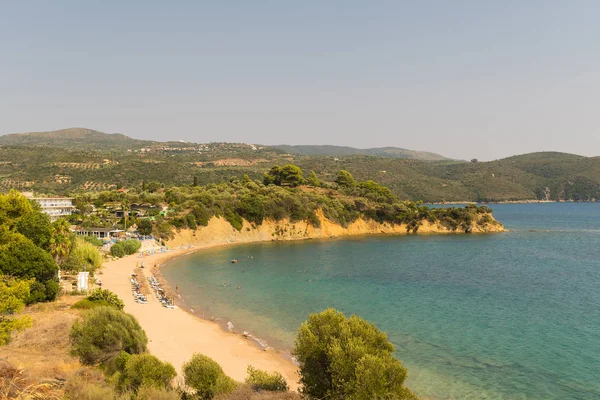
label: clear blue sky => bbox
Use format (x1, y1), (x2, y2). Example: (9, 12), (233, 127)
(1, 1), (598, 160)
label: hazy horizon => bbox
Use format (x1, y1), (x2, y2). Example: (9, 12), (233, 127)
(1, 1), (599, 161)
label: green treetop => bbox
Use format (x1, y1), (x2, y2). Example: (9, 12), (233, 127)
(294, 308), (418, 400)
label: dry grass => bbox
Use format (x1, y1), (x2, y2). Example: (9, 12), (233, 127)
(216, 384), (303, 400)
(0, 359), (64, 399)
(0, 295), (83, 396)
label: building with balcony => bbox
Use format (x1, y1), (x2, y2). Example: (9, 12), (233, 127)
(23, 192), (75, 221)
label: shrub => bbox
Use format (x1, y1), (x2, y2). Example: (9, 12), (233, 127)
(293, 308), (417, 400)
(245, 366), (288, 392)
(86, 288), (125, 310)
(224, 210), (243, 232)
(110, 239), (141, 258)
(70, 306), (148, 365)
(186, 214), (198, 230)
(112, 352), (177, 393)
(72, 299), (113, 310)
(183, 353), (237, 399)
(136, 386), (180, 400)
(215, 384), (302, 399)
(0, 277), (33, 345)
(64, 375), (122, 400)
(111, 242), (126, 258)
(64, 238), (103, 273)
(122, 239), (141, 255)
(83, 235), (104, 247)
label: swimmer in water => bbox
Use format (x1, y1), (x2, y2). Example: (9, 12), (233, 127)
(237, 286), (241, 289)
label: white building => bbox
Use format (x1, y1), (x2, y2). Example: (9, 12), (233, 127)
(23, 192), (75, 221)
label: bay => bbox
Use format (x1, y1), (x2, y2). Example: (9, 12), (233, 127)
(162, 203), (600, 399)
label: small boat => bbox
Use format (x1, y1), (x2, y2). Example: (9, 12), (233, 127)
(231, 259), (238, 264)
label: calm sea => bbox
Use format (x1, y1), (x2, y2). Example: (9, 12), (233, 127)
(162, 203), (600, 400)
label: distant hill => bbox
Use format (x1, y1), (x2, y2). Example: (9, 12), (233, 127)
(0, 128), (598, 202)
(273, 144), (451, 161)
(0, 129), (451, 161)
(0, 128), (156, 151)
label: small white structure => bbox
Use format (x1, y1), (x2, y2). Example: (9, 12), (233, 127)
(77, 271), (90, 291)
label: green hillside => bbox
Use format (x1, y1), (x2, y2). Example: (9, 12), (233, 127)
(274, 144), (451, 161)
(0, 128), (156, 151)
(0, 129), (598, 202)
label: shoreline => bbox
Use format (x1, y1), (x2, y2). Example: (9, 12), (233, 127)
(100, 243), (301, 390)
(100, 212), (504, 392)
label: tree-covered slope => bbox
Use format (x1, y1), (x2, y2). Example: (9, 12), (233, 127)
(273, 144), (451, 161)
(0, 129), (598, 202)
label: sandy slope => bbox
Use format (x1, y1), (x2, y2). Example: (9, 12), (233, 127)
(100, 248), (300, 390)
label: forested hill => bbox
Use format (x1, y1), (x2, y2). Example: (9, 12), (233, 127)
(0, 128), (598, 202)
(272, 145), (451, 161)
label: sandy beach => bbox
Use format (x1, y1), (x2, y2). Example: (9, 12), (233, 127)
(100, 245), (300, 390)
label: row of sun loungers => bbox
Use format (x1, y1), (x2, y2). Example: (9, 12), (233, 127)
(130, 274), (148, 304)
(147, 276), (176, 309)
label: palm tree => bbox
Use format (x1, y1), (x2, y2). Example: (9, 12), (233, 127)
(50, 219), (72, 266)
(121, 198), (130, 231)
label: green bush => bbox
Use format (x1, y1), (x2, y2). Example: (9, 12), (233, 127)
(82, 235), (104, 247)
(70, 306), (148, 365)
(245, 366), (289, 392)
(183, 353), (237, 399)
(110, 240), (140, 258)
(122, 239), (141, 255)
(64, 238), (103, 273)
(72, 299), (113, 310)
(111, 242), (126, 258)
(86, 288), (125, 310)
(112, 352), (177, 393)
(224, 210), (243, 232)
(186, 214), (197, 230)
(294, 308), (418, 400)
(0, 277), (33, 345)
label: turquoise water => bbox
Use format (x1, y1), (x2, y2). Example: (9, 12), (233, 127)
(162, 203), (600, 399)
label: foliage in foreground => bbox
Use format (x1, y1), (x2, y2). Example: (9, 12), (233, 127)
(0, 190), (73, 303)
(215, 385), (302, 399)
(245, 366), (289, 392)
(183, 353), (237, 399)
(109, 352), (176, 393)
(294, 308), (419, 400)
(64, 369), (180, 400)
(70, 306), (148, 365)
(0, 277), (33, 345)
